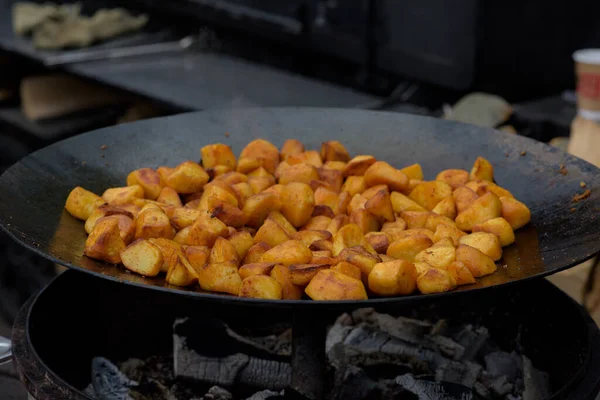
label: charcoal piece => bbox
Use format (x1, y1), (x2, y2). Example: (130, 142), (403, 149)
(334, 312), (354, 327)
(490, 375), (513, 397)
(425, 335), (465, 360)
(454, 325), (489, 361)
(225, 326), (292, 358)
(380, 335), (449, 371)
(351, 308), (378, 325)
(175, 349), (249, 386)
(376, 314), (433, 344)
(329, 365), (378, 400)
(431, 320), (449, 336)
(377, 379), (414, 400)
(522, 356), (550, 400)
(245, 389), (283, 400)
(506, 394), (522, 400)
(91, 357), (138, 400)
(238, 357), (291, 389)
(326, 322), (353, 353)
(343, 326), (390, 353)
(484, 351), (518, 381)
(394, 374), (473, 400)
(203, 386), (233, 400)
(434, 360), (481, 388)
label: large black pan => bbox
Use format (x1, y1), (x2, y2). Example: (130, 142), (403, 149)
(0, 108), (598, 308)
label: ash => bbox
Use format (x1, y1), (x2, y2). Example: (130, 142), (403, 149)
(85, 309), (550, 400)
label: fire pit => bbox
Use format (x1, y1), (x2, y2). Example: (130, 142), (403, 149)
(11, 270), (600, 399)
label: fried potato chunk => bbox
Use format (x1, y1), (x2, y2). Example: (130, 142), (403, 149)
(447, 261), (476, 285)
(84, 217), (126, 264)
(453, 186), (479, 213)
(281, 139), (305, 160)
(201, 143), (237, 170)
(390, 191), (426, 213)
(386, 235), (433, 262)
(127, 168), (163, 200)
(261, 240), (312, 266)
(270, 265), (303, 300)
(469, 156), (494, 181)
(281, 182), (315, 228)
(415, 262), (457, 294)
(399, 164), (424, 181)
(321, 141), (350, 162)
(408, 181), (452, 211)
(414, 245), (456, 270)
(166, 161), (210, 194)
(343, 155), (376, 177)
(288, 264), (330, 286)
(120, 239), (163, 277)
(364, 161), (409, 192)
(331, 261), (362, 281)
(305, 270), (368, 300)
(196, 261), (242, 295)
(103, 185), (144, 206)
(455, 192), (502, 231)
(338, 246), (382, 282)
(459, 232), (502, 261)
(238, 262), (277, 280)
(332, 223), (376, 256)
(500, 197), (531, 230)
(455, 244), (497, 277)
(365, 190), (395, 222)
(472, 217), (515, 247)
(157, 187), (183, 207)
(435, 169), (469, 189)
(239, 275), (282, 299)
(368, 260), (417, 296)
(148, 238), (182, 273)
(239, 139), (280, 174)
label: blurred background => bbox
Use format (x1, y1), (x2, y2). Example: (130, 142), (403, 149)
(1, 0), (600, 373)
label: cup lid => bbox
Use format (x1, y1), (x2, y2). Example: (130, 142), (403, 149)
(573, 49), (600, 64)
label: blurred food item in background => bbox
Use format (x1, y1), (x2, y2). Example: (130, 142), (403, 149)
(12, 2), (148, 50)
(443, 93), (512, 128)
(548, 137), (570, 152)
(118, 101), (166, 124)
(573, 49), (600, 121)
(498, 125), (517, 134)
(20, 74), (131, 121)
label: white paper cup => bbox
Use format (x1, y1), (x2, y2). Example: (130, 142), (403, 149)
(573, 49), (600, 121)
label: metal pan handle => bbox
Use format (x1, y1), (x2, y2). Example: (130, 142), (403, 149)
(0, 335), (12, 366)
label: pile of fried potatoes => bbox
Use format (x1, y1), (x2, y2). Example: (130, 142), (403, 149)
(64, 139), (531, 300)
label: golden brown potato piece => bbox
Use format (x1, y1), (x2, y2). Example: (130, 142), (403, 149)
(236, 158), (262, 174)
(166, 161), (210, 194)
(187, 212), (229, 247)
(248, 176), (276, 194)
(157, 166), (174, 183)
(432, 237), (455, 248)
(197, 261), (242, 295)
(341, 176), (367, 197)
(116, 203), (142, 219)
(469, 180), (514, 199)
(262, 184), (286, 208)
(500, 197), (531, 230)
(386, 235), (433, 262)
(472, 217), (515, 247)
(390, 192), (427, 213)
(95, 215), (135, 244)
(435, 169), (469, 190)
(447, 260), (476, 286)
(459, 232), (502, 261)
(392, 228), (432, 242)
(349, 209), (380, 234)
(120, 239), (163, 277)
(201, 143), (236, 170)
(291, 230), (332, 248)
(270, 264), (303, 300)
(166, 253), (197, 286)
(239, 139), (280, 174)
(228, 231), (255, 260)
(433, 224), (467, 246)
(84, 217), (126, 264)
(326, 214), (348, 236)
(242, 192), (280, 228)
(312, 205), (335, 219)
(453, 186), (479, 213)
(364, 190), (395, 222)
(332, 223), (376, 256)
(408, 179), (421, 192)
(103, 185), (144, 206)
(408, 181), (452, 211)
(209, 237), (239, 265)
(127, 168), (163, 200)
(362, 184), (389, 200)
(302, 216), (332, 231)
(323, 161), (347, 172)
(305, 270), (368, 300)
(343, 155), (376, 177)
(239, 275), (282, 299)
(321, 140), (350, 162)
(255, 218), (291, 247)
(230, 182), (253, 207)
(364, 161), (409, 192)
(380, 219), (409, 241)
(415, 263), (457, 294)
(209, 165), (233, 178)
(424, 214), (456, 232)
(135, 208), (175, 240)
(333, 191), (351, 216)
(347, 194), (368, 215)
(261, 240), (312, 266)
(281, 182), (315, 228)
(469, 156), (494, 181)
(215, 171), (248, 186)
(309, 239), (333, 252)
(317, 168), (343, 192)
(368, 260), (417, 296)
(365, 232), (391, 254)
(314, 187), (338, 210)
(238, 262), (277, 280)
(148, 238), (181, 273)
(281, 139), (305, 160)
(399, 164), (424, 181)
(288, 264), (330, 286)
(338, 246), (382, 281)
(209, 201), (248, 229)
(287, 150), (323, 167)
(432, 196), (457, 220)
(310, 251), (337, 265)
(400, 211), (431, 229)
(85, 205), (133, 234)
(248, 165), (272, 177)
(173, 226), (191, 245)
(199, 182), (239, 209)
(243, 242), (270, 264)
(455, 244), (497, 277)
(331, 261), (362, 281)
(157, 187), (182, 207)
(455, 192), (502, 231)
(414, 245), (456, 270)
(267, 211), (296, 236)
(182, 245), (211, 276)
(170, 207), (202, 229)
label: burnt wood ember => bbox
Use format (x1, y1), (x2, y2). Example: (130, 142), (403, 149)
(84, 357), (138, 400)
(394, 374), (473, 400)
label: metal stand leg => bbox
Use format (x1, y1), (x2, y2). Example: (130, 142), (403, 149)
(289, 312), (328, 400)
